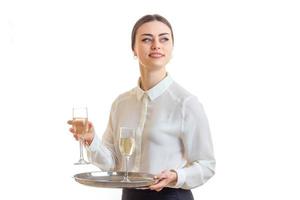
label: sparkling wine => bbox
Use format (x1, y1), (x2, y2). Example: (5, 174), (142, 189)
(119, 138), (135, 156)
(73, 117), (88, 135)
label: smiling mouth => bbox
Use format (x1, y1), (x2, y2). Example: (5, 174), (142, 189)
(149, 53), (165, 58)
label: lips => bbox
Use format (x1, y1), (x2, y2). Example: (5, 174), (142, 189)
(149, 52), (165, 58)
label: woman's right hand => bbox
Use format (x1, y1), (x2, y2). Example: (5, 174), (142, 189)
(67, 120), (95, 146)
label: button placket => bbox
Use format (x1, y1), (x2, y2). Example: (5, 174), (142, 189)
(133, 93), (149, 171)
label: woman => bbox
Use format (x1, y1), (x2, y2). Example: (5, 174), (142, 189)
(68, 14), (215, 200)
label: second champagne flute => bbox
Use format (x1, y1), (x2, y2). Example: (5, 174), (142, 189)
(119, 127), (135, 182)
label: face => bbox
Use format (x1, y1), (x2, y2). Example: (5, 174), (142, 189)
(133, 21), (173, 71)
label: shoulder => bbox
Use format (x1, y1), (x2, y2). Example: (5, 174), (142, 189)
(110, 87), (137, 109)
(168, 81), (205, 116)
(168, 81), (201, 104)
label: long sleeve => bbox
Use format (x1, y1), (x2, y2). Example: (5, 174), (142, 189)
(86, 103), (118, 171)
(174, 96), (216, 189)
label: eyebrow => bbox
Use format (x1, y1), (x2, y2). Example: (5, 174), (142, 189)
(140, 33), (170, 37)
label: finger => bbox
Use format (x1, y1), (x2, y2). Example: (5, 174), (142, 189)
(154, 179), (160, 184)
(69, 128), (78, 139)
(87, 122), (95, 133)
(149, 179), (168, 191)
(154, 171), (164, 180)
(69, 127), (75, 133)
(150, 184), (164, 192)
(73, 135), (79, 141)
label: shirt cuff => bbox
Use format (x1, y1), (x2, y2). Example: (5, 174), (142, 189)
(86, 134), (100, 152)
(172, 168), (186, 188)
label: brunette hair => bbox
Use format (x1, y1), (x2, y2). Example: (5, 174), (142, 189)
(131, 14), (174, 51)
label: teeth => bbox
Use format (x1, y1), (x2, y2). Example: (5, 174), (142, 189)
(150, 54), (163, 58)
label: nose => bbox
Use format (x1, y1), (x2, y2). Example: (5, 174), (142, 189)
(151, 39), (161, 50)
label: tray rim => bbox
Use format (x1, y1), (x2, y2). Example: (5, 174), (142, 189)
(73, 171), (156, 189)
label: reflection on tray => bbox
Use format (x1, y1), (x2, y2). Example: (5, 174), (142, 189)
(74, 171), (155, 188)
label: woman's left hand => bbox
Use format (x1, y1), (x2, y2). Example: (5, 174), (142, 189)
(149, 170), (178, 192)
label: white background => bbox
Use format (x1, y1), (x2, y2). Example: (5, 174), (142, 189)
(1, 0), (299, 199)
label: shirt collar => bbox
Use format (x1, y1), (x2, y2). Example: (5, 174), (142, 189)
(136, 73), (173, 101)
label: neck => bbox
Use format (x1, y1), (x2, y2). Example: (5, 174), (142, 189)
(139, 66), (167, 91)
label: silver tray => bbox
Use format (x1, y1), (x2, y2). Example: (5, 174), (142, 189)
(74, 171), (156, 188)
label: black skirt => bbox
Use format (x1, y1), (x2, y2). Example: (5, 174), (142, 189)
(122, 187), (194, 200)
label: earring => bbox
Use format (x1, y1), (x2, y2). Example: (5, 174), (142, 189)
(133, 55), (137, 60)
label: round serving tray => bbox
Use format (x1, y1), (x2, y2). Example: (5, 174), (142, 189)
(74, 171), (155, 188)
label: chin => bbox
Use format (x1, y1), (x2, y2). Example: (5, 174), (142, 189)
(140, 59), (169, 71)
(147, 65), (166, 72)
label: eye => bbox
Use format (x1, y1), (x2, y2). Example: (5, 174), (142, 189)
(142, 38), (152, 42)
(160, 37), (169, 42)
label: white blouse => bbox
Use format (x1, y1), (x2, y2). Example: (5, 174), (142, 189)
(86, 74), (215, 189)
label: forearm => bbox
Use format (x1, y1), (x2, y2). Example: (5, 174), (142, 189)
(86, 134), (116, 171)
(174, 159), (216, 189)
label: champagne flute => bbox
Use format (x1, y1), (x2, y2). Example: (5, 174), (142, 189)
(73, 106), (90, 165)
(119, 127), (135, 182)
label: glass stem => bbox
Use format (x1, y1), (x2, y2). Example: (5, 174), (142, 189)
(125, 156), (129, 180)
(79, 139), (84, 160)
